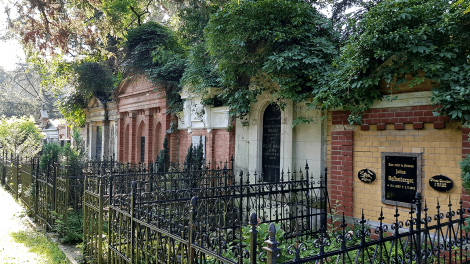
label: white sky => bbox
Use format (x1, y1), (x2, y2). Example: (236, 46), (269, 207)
(0, 5), (24, 71)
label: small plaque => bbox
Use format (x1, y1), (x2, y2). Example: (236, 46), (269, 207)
(429, 175), (453, 192)
(358, 169), (376, 183)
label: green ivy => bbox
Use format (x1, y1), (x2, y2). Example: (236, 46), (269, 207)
(205, 0), (338, 118)
(57, 61), (116, 126)
(313, 0), (470, 124)
(124, 21), (187, 115)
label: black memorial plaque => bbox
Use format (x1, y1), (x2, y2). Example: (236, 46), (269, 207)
(141, 137), (145, 163)
(358, 169), (376, 183)
(382, 153), (421, 207)
(429, 175), (453, 192)
(262, 104), (281, 182)
(96, 126), (102, 158)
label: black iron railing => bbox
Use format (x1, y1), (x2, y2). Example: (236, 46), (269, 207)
(262, 192), (470, 264)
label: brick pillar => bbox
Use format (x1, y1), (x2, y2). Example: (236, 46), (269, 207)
(331, 130), (354, 217)
(144, 109), (154, 164)
(462, 128), (470, 215)
(128, 111), (137, 163)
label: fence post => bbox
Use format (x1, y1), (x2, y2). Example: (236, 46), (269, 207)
(107, 175), (113, 264)
(130, 181), (137, 264)
(64, 165), (70, 228)
(1, 150), (5, 186)
(16, 155), (19, 200)
(52, 163), (57, 212)
(249, 212), (258, 264)
(188, 196), (197, 264)
(83, 173), (88, 257)
(263, 223), (280, 264)
(34, 158), (39, 220)
(415, 192), (422, 264)
(98, 177), (104, 264)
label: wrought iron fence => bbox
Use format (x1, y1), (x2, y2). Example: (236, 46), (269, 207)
(0, 152), (85, 231)
(82, 158), (329, 264)
(262, 192), (470, 264)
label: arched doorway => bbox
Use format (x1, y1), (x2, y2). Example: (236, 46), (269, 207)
(262, 104), (281, 182)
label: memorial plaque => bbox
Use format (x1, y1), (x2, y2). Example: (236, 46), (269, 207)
(262, 104), (281, 182)
(381, 152), (422, 207)
(96, 126), (102, 158)
(429, 175), (453, 192)
(140, 137), (145, 163)
(358, 169), (376, 183)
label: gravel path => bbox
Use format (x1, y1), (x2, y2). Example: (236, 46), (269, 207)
(0, 187), (44, 263)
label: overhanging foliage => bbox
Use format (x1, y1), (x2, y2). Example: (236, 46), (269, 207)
(313, 0), (470, 124)
(205, 0), (338, 118)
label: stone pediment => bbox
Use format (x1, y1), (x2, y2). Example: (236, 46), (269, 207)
(87, 96), (103, 109)
(115, 75), (156, 98)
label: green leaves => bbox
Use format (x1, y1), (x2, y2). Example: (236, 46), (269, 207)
(205, 0), (338, 118)
(317, 0), (470, 124)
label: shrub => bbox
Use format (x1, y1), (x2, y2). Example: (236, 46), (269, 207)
(39, 143), (62, 169)
(52, 210), (83, 244)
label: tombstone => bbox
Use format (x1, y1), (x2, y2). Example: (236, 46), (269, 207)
(381, 152), (422, 207)
(262, 104), (281, 182)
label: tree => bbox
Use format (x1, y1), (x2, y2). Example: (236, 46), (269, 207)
(3, 0), (163, 57)
(313, 0), (470, 124)
(0, 63), (59, 118)
(205, 0), (338, 119)
(57, 61), (116, 126)
(156, 134), (170, 172)
(0, 116), (43, 158)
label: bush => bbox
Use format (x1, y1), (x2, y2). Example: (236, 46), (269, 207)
(52, 210), (83, 244)
(40, 143), (62, 169)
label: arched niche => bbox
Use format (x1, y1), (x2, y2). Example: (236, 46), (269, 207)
(137, 121), (146, 163)
(261, 104), (281, 182)
(153, 122), (162, 162)
(124, 124), (129, 162)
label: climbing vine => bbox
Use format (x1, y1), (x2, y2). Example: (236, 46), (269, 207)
(57, 61), (117, 126)
(124, 21), (187, 115)
(205, 0), (338, 118)
(313, 0), (470, 124)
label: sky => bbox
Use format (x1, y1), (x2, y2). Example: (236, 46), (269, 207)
(0, 4), (24, 71)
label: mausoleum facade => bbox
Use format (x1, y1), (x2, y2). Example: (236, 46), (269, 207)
(327, 77), (469, 222)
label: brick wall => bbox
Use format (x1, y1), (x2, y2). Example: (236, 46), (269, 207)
(462, 128), (470, 215)
(177, 128), (235, 168)
(116, 75), (235, 166)
(116, 76), (171, 164)
(328, 106), (463, 222)
(330, 130), (354, 217)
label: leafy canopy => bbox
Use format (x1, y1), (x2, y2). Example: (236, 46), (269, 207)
(314, 0), (470, 124)
(0, 115), (43, 158)
(58, 61), (116, 127)
(125, 21), (187, 115)
(205, 0), (338, 118)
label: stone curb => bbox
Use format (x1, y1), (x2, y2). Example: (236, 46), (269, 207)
(24, 215), (83, 264)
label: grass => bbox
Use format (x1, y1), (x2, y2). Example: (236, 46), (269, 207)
(10, 230), (69, 264)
